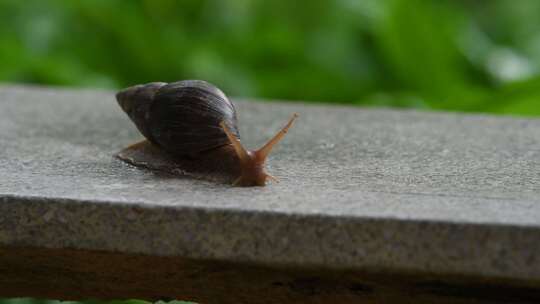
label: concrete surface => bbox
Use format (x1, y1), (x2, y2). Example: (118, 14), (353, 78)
(1, 84), (540, 282)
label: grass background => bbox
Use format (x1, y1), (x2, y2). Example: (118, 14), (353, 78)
(1, 0), (539, 115)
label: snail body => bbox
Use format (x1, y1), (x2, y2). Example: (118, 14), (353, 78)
(115, 80), (297, 187)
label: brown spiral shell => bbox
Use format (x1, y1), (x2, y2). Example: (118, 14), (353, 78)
(116, 80), (240, 156)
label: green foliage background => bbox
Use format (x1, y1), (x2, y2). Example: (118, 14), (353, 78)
(1, 0), (540, 116)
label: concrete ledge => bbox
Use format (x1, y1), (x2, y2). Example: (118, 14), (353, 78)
(1, 85), (540, 301)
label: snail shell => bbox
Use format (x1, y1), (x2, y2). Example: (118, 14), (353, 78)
(115, 80), (297, 187)
(116, 80), (239, 156)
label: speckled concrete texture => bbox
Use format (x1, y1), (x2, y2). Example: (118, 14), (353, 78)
(1, 84), (540, 282)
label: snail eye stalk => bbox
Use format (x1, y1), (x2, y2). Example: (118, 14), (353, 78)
(255, 113), (298, 162)
(220, 121), (250, 163)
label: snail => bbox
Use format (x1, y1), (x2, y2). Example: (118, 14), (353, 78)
(115, 80), (298, 187)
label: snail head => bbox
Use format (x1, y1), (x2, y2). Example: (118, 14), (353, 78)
(220, 113), (298, 186)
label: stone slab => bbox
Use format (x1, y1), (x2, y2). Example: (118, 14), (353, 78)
(1, 84), (540, 283)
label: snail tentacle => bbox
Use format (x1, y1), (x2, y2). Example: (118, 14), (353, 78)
(265, 174), (280, 183)
(255, 113), (298, 161)
(219, 121), (249, 163)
